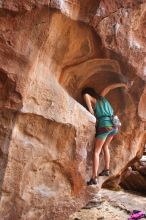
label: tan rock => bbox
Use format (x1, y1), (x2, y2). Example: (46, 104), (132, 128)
(92, 3), (146, 80)
(0, 1), (145, 220)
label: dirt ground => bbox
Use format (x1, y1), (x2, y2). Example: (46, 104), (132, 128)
(68, 189), (146, 220)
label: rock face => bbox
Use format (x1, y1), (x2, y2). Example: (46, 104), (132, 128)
(120, 149), (146, 194)
(121, 167), (146, 193)
(0, 1), (146, 220)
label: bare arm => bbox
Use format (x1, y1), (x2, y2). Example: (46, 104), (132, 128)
(83, 94), (95, 115)
(100, 83), (128, 97)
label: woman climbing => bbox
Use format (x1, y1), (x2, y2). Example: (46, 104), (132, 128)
(82, 83), (128, 185)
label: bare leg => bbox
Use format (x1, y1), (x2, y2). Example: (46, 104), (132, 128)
(102, 135), (113, 170)
(92, 138), (106, 178)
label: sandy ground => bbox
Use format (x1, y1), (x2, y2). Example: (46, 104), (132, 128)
(68, 189), (146, 220)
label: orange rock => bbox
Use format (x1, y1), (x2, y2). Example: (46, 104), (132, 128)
(0, 1), (145, 219)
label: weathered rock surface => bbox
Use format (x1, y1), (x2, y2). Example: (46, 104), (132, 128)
(0, 1), (146, 220)
(120, 156), (146, 194)
(69, 188), (146, 220)
(92, 1), (146, 80)
(121, 169), (146, 193)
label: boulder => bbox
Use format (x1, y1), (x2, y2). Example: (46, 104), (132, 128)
(0, 1), (145, 219)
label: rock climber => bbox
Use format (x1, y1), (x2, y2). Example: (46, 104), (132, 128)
(82, 83), (128, 185)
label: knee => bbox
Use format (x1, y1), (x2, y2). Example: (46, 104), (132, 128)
(94, 147), (101, 156)
(102, 144), (109, 152)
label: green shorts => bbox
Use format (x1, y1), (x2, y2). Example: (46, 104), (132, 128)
(95, 126), (118, 140)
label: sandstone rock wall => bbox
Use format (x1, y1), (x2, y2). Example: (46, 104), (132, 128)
(0, 8), (97, 220)
(0, 1), (146, 220)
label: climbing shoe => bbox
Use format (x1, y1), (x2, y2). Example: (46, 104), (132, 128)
(98, 169), (110, 176)
(87, 177), (98, 186)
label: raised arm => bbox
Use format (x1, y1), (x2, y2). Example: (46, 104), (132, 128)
(83, 94), (95, 115)
(100, 83), (128, 97)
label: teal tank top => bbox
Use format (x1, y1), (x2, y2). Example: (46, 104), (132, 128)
(94, 97), (113, 128)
